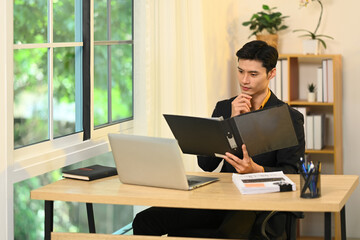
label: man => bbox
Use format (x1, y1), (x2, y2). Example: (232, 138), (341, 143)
(133, 40), (305, 239)
(198, 40), (304, 175)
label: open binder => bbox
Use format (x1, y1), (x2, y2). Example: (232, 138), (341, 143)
(163, 104), (299, 157)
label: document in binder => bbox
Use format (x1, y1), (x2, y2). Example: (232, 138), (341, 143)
(163, 104), (298, 158)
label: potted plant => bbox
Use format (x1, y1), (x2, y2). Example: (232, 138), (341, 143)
(307, 83), (316, 102)
(293, 0), (334, 54)
(242, 4), (289, 49)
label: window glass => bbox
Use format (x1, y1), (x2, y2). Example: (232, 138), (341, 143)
(13, 0), (48, 44)
(53, 0), (76, 42)
(13, 0), (134, 146)
(111, 44), (133, 121)
(14, 48), (49, 147)
(111, 0), (133, 41)
(94, 0), (133, 127)
(94, 45), (109, 126)
(53, 47), (77, 137)
(94, 0), (108, 41)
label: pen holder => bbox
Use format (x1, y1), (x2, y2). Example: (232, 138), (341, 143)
(300, 170), (321, 198)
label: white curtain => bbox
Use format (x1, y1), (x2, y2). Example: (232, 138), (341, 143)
(144, 0), (209, 171)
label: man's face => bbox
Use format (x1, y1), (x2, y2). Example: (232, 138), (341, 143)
(237, 59), (275, 97)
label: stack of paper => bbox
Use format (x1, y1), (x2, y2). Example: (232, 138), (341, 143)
(232, 171), (296, 195)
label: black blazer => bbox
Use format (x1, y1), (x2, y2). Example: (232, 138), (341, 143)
(197, 91), (305, 174)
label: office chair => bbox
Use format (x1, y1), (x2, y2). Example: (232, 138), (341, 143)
(168, 211), (303, 240)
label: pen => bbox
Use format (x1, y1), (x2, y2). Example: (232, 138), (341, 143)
(313, 162), (321, 196)
(308, 161), (314, 172)
(301, 170), (315, 196)
(316, 162), (320, 172)
(308, 166), (315, 192)
(300, 157), (307, 174)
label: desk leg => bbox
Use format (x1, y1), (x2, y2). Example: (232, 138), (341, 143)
(340, 206), (346, 240)
(86, 203), (96, 233)
(325, 212), (331, 240)
(44, 200), (53, 240)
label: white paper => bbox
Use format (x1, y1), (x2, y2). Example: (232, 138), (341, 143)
(232, 171), (296, 195)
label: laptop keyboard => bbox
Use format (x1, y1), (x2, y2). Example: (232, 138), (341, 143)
(187, 179), (201, 186)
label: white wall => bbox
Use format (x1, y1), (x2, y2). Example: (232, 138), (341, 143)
(200, 0), (360, 237)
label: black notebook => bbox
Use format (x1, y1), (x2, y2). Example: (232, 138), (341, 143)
(163, 104), (299, 158)
(62, 164), (118, 181)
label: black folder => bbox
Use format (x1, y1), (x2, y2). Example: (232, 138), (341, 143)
(163, 104), (299, 157)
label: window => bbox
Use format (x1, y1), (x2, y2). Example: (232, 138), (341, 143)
(94, 0), (133, 127)
(12, 1), (134, 238)
(13, 0), (134, 148)
(13, 0), (82, 147)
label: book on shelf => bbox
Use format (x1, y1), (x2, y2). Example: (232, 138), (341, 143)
(274, 60), (282, 99)
(318, 59), (334, 103)
(305, 114), (325, 150)
(163, 104), (299, 158)
(327, 59), (334, 103)
(317, 66), (323, 102)
(232, 171), (296, 195)
(306, 115), (314, 149)
(293, 107), (307, 143)
(313, 114), (325, 150)
(62, 164), (118, 181)
(270, 59), (288, 101)
(322, 60), (328, 102)
(281, 59), (289, 102)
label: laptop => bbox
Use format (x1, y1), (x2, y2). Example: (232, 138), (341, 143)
(108, 133), (218, 190)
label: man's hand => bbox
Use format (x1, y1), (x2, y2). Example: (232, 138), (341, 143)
(231, 94), (252, 117)
(223, 144), (264, 174)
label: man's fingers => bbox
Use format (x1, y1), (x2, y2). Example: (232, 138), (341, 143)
(231, 98), (252, 117)
(242, 144), (248, 155)
(223, 154), (241, 172)
(233, 95), (252, 107)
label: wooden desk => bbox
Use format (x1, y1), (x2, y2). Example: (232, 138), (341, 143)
(31, 172), (358, 240)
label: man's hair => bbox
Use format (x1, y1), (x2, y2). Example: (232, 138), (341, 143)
(236, 40), (278, 73)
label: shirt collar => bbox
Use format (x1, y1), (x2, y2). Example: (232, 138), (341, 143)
(259, 89), (271, 109)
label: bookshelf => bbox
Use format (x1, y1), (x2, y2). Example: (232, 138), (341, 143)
(277, 54), (343, 175)
(276, 54), (343, 239)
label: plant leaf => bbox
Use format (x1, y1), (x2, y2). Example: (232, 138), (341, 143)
(242, 4), (289, 36)
(316, 34), (334, 40)
(298, 34), (313, 38)
(318, 38), (327, 49)
(278, 25), (288, 31)
(293, 29), (312, 33)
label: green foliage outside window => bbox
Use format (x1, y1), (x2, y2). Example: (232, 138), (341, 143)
(13, 0), (48, 44)
(94, 44), (133, 126)
(13, 0), (78, 147)
(53, 0), (76, 42)
(13, 48), (49, 147)
(111, 45), (133, 122)
(53, 47), (77, 138)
